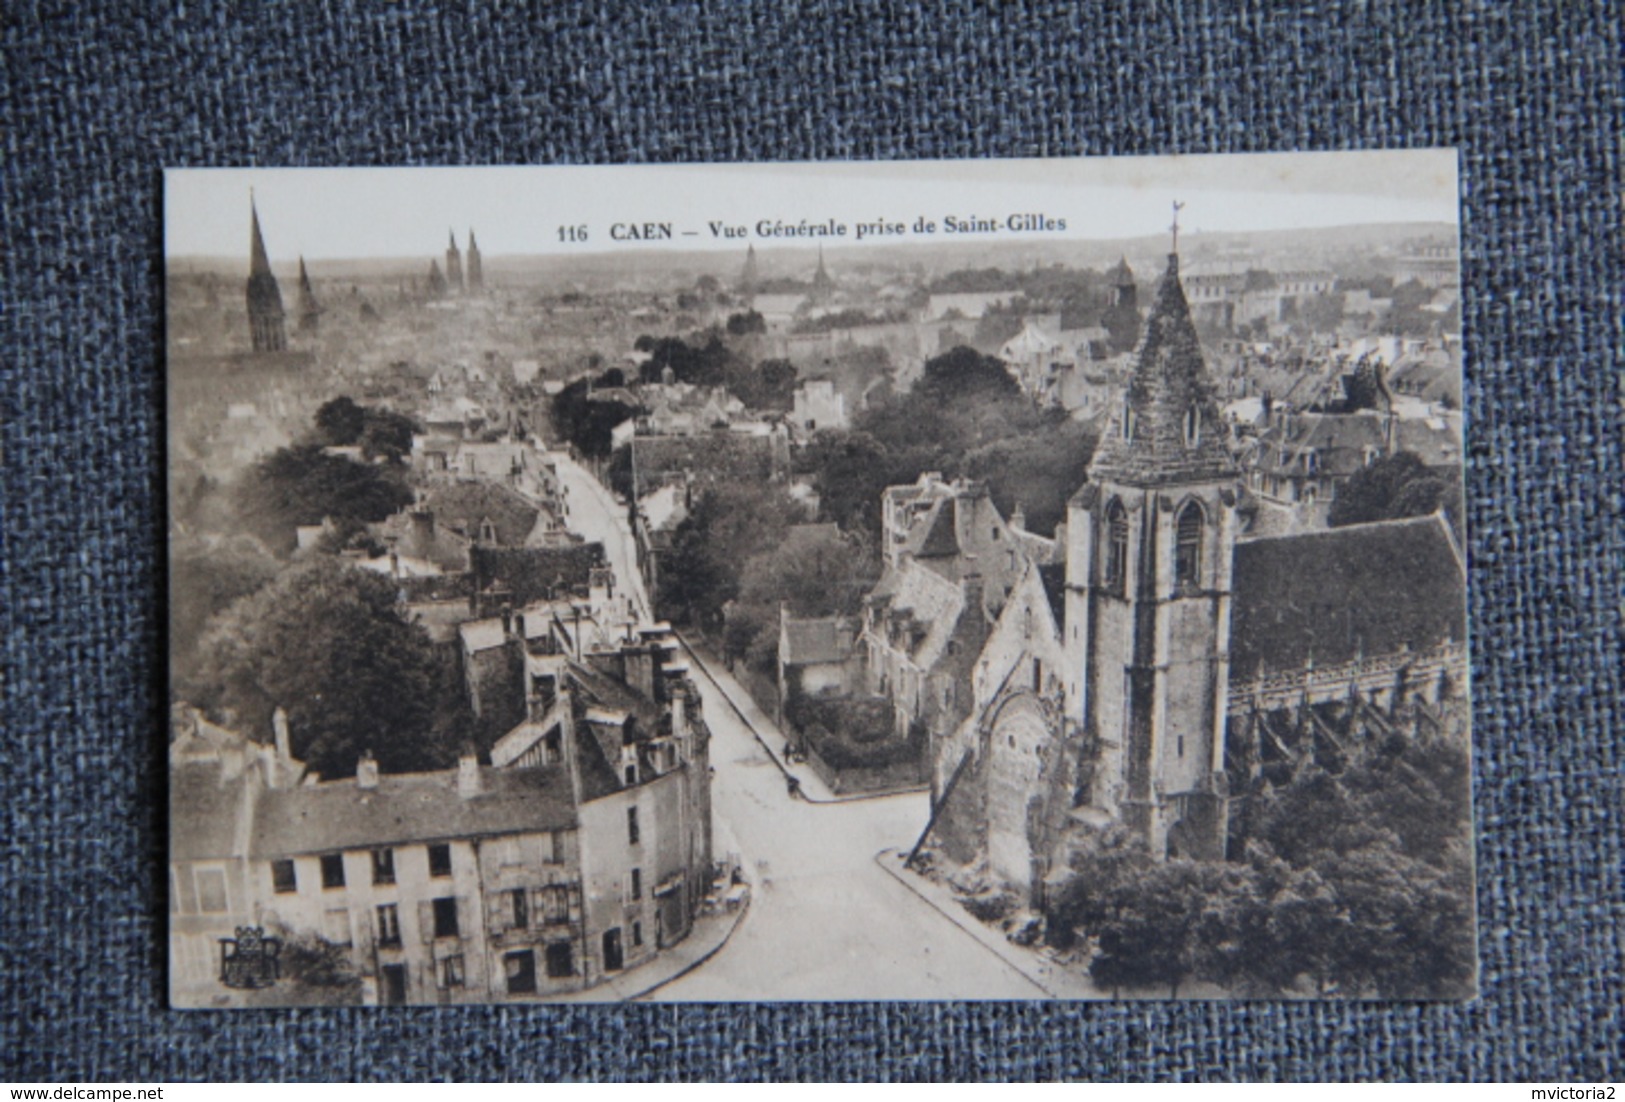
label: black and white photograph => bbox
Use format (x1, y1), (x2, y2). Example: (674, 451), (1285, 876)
(165, 151), (1474, 1007)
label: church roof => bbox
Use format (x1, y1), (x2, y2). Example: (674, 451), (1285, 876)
(1229, 513), (1465, 679)
(1088, 253), (1236, 486)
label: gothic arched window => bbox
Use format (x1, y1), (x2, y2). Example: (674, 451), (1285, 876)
(1121, 400), (1135, 441)
(1184, 404), (1202, 447)
(1103, 499), (1129, 596)
(1175, 500), (1204, 591)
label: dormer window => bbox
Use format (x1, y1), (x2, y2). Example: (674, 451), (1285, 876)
(479, 518), (497, 543)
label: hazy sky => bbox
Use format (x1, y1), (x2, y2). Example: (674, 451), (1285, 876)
(165, 150), (1458, 262)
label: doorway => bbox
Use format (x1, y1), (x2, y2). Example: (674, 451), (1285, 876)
(601, 927), (624, 972)
(381, 964), (407, 1006)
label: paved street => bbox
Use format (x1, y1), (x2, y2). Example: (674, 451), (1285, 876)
(554, 451), (1047, 1000)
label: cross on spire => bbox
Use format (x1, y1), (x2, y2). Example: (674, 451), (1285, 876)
(1170, 200), (1186, 255)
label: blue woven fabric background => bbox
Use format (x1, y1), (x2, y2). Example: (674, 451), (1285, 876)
(2, 0), (1620, 1082)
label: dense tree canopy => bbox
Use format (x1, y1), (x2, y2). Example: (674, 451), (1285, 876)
(723, 524), (879, 672)
(1328, 450), (1460, 537)
(805, 347), (1097, 541)
(193, 559), (464, 777)
(236, 445), (414, 554)
(655, 480), (805, 634)
(1048, 733), (1475, 999)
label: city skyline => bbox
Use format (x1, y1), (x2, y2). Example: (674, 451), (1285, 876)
(165, 151), (1458, 261)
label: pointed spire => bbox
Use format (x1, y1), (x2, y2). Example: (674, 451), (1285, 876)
(297, 256), (320, 333)
(246, 195), (287, 352)
(449, 228), (459, 251)
(1087, 251), (1236, 486)
(250, 198), (272, 276)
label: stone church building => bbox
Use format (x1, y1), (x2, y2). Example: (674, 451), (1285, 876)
(924, 251), (1467, 900)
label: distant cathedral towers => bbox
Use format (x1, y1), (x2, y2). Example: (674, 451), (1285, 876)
(431, 230), (482, 296)
(466, 230), (483, 291)
(296, 257), (321, 333)
(246, 199), (288, 352)
(445, 230), (464, 293)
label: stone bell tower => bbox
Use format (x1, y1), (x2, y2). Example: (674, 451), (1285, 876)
(1063, 228), (1239, 860)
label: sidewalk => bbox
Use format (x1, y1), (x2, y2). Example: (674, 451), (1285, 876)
(677, 634), (926, 805)
(873, 847), (1103, 1000)
(554, 882), (751, 1003)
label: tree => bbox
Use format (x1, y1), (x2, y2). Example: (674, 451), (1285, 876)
(656, 481), (804, 633)
(169, 533), (281, 689)
(726, 310), (766, 336)
(358, 407), (421, 463)
(1327, 450), (1456, 531)
(236, 445), (414, 554)
(915, 345), (1020, 404)
(193, 558), (462, 777)
(724, 524), (879, 670)
(315, 396), (367, 446)
(805, 430), (894, 534)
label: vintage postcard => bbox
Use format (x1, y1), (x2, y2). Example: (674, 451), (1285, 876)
(165, 151), (1472, 1006)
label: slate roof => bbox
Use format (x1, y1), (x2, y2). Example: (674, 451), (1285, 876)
(470, 543), (606, 605)
(1089, 253), (1238, 486)
(250, 766), (577, 858)
(418, 481), (540, 547)
(868, 559), (968, 669)
(1229, 514), (1465, 679)
(171, 761), (250, 861)
(782, 616), (855, 666)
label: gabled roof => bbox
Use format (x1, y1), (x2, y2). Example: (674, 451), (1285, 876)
(250, 766), (577, 858)
(1229, 513), (1465, 679)
(417, 481), (539, 547)
(910, 499), (962, 559)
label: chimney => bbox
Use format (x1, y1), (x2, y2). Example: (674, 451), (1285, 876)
(673, 681), (689, 737)
(961, 570), (984, 618)
(272, 707), (291, 761)
(356, 749), (379, 790)
(1010, 501), (1027, 533)
(456, 747), (483, 799)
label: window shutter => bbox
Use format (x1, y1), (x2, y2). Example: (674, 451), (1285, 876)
(418, 900), (436, 944)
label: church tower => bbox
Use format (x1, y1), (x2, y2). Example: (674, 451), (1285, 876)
(1102, 255), (1142, 354)
(445, 229), (464, 293)
(1063, 243), (1238, 860)
(296, 256), (321, 334)
(246, 199), (287, 352)
(466, 230), (483, 292)
(738, 244), (759, 302)
(810, 245), (834, 303)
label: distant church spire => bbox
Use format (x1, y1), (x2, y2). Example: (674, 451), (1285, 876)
(246, 197), (287, 352)
(466, 230), (483, 292)
(811, 245), (834, 302)
(445, 229), (464, 293)
(739, 244), (759, 299)
(1087, 247), (1235, 486)
(296, 256), (321, 333)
